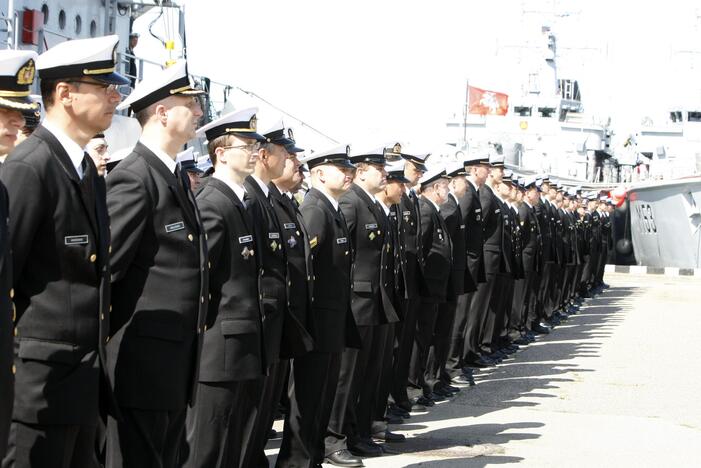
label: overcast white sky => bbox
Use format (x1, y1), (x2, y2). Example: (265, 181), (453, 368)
(133, 0), (701, 152)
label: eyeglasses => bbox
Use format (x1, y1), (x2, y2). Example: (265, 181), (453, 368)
(221, 142), (261, 152)
(68, 80), (120, 94)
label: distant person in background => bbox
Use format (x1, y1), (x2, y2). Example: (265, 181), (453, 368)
(86, 133), (110, 176)
(17, 106), (41, 145)
(176, 147), (204, 193)
(126, 33), (139, 87)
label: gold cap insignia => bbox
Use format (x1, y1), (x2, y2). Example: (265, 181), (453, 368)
(249, 116), (257, 131)
(287, 128), (295, 141)
(393, 143), (401, 153)
(16, 59), (35, 86)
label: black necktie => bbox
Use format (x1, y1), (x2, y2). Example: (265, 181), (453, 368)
(175, 163), (191, 192)
(242, 191), (253, 209)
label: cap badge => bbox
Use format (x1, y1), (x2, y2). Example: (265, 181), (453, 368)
(393, 143), (401, 153)
(287, 128), (295, 141)
(346, 145), (351, 156)
(17, 60), (35, 86)
(249, 116), (257, 131)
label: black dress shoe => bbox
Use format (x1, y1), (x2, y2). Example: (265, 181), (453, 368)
(415, 395), (434, 407)
(452, 374), (472, 384)
(444, 384), (460, 393)
(393, 400), (413, 413)
(388, 404), (410, 419)
(465, 357), (492, 368)
(426, 391), (445, 402)
(325, 449), (365, 467)
(433, 387), (454, 398)
(373, 430), (406, 443)
(349, 439), (382, 457)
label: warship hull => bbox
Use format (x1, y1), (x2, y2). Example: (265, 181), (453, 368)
(627, 177), (701, 268)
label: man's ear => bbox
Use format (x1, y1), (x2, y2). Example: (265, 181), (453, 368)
(154, 104), (168, 124)
(56, 82), (72, 106)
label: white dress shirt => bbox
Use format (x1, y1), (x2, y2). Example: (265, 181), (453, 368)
(42, 119), (86, 179)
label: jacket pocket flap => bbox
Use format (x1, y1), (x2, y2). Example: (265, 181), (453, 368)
(221, 319), (258, 335)
(18, 339), (79, 365)
(353, 281), (372, 293)
(136, 315), (184, 342)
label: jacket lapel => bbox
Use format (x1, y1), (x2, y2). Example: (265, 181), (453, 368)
(135, 143), (198, 230)
(34, 126), (99, 236)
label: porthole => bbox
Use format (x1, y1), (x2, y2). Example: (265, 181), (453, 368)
(75, 15), (82, 35)
(58, 10), (66, 30)
(90, 20), (97, 37)
(41, 4), (49, 25)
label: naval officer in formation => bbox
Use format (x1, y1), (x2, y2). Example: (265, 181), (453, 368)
(0, 32), (616, 468)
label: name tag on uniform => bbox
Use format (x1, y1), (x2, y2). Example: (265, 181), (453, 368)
(460, 224), (465, 229)
(402, 211), (411, 216)
(65, 235), (88, 245)
(475, 209), (482, 213)
(495, 209), (501, 214)
(336, 237), (348, 244)
(365, 223), (378, 230)
(268, 232), (280, 239)
(283, 223), (296, 230)
(238, 235), (253, 244)
(165, 221), (185, 233)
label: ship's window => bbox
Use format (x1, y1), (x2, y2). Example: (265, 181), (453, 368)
(41, 4), (49, 25)
(514, 106), (531, 117)
(90, 20), (97, 37)
(58, 10), (66, 30)
(688, 111), (701, 122)
(75, 15), (82, 35)
(538, 107), (556, 118)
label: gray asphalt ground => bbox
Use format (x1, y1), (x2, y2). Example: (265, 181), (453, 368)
(266, 273), (701, 467)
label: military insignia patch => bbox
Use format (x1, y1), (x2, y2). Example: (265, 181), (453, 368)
(287, 236), (297, 248)
(270, 240), (279, 251)
(369, 232), (376, 241)
(310, 236), (318, 248)
(242, 246), (254, 259)
(16, 59), (35, 86)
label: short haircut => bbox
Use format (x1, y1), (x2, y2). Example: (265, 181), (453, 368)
(207, 134), (233, 166)
(134, 105), (156, 127)
(40, 78), (79, 109)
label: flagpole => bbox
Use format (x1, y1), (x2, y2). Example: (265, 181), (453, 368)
(463, 79), (469, 150)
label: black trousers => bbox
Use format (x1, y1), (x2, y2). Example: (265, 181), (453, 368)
(373, 323), (396, 425)
(390, 297), (420, 406)
(277, 351), (342, 467)
(511, 273), (533, 339)
(470, 275), (496, 359)
(538, 262), (554, 318)
(408, 300), (439, 396)
(106, 407), (186, 468)
(525, 269), (540, 329)
(546, 263), (562, 317)
(241, 360), (289, 468)
(446, 293), (471, 376)
(495, 276), (515, 348)
(181, 380), (259, 468)
(596, 246), (608, 284)
(426, 300), (457, 391)
(327, 323), (387, 449)
(480, 273), (511, 354)
(2, 421), (98, 468)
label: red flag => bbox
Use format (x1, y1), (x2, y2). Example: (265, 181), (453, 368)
(468, 85), (509, 116)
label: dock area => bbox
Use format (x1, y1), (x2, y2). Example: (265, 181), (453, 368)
(267, 272), (701, 467)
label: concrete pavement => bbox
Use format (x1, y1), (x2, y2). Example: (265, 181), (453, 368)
(267, 273), (701, 467)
